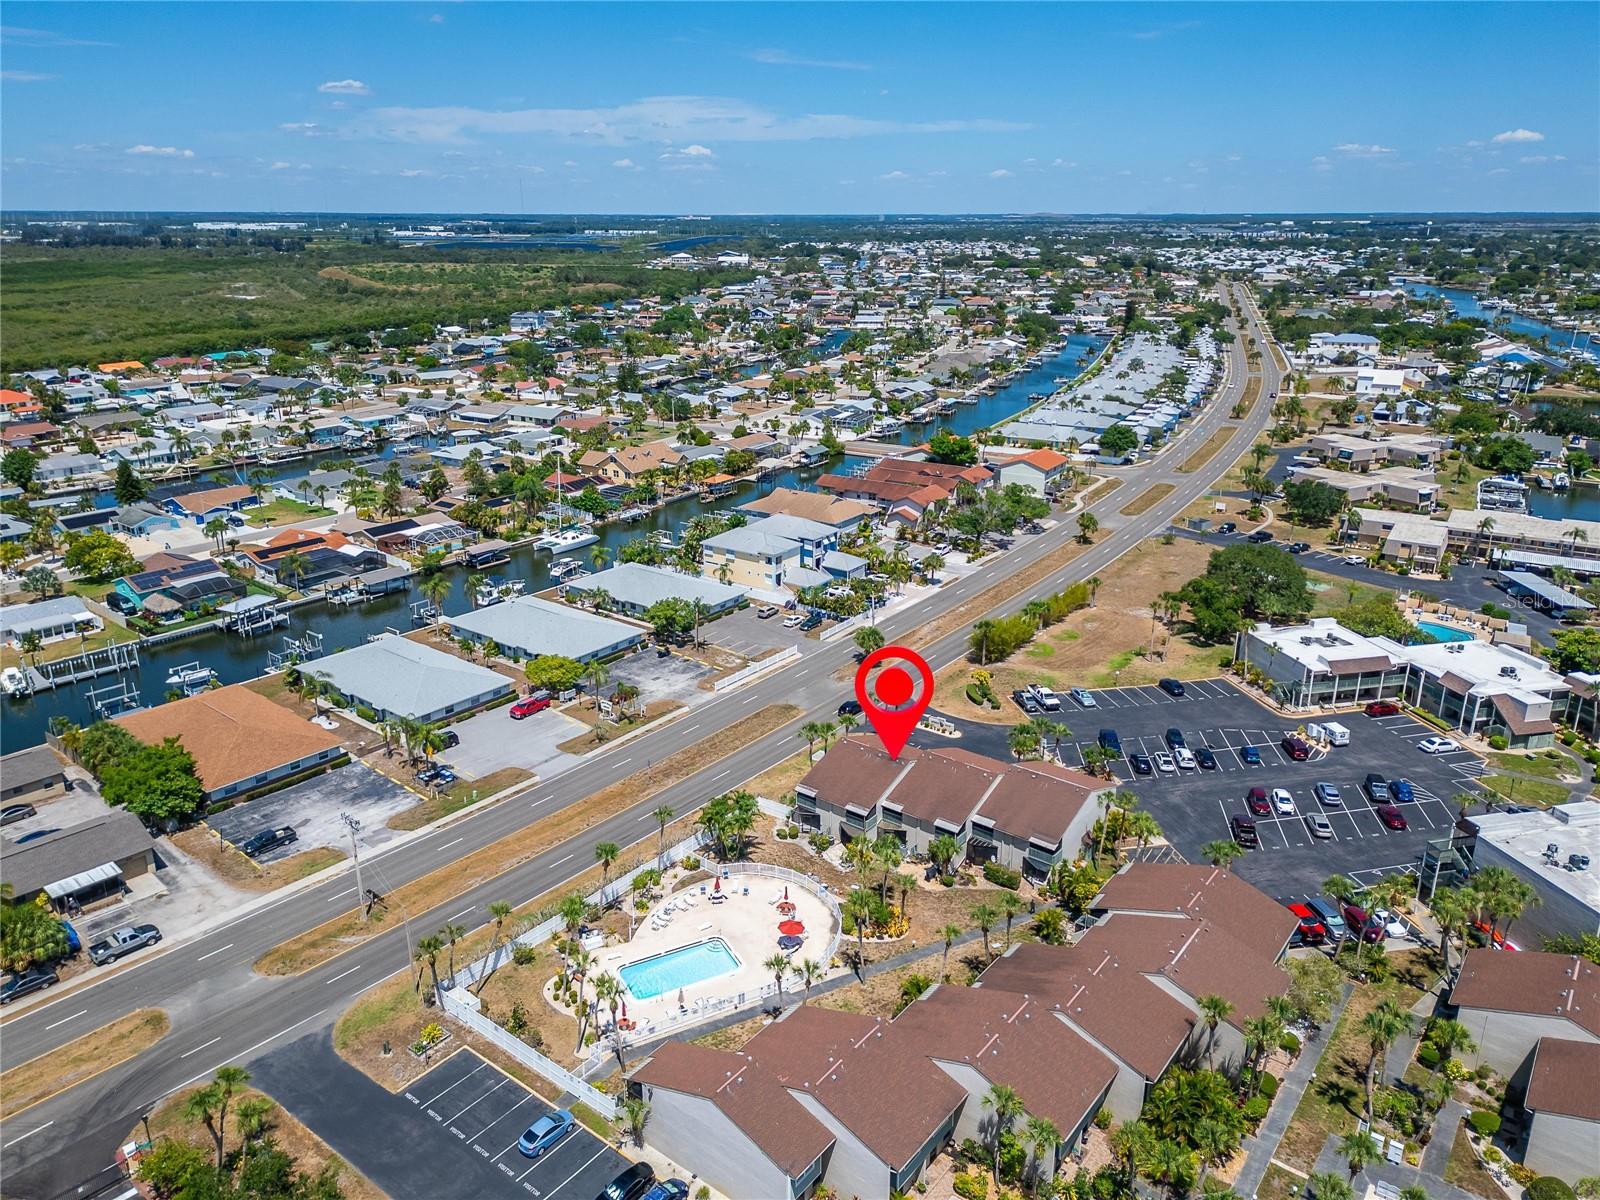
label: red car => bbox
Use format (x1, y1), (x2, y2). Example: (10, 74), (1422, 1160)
(509, 695), (551, 719)
(1364, 700), (1402, 717)
(1343, 903), (1385, 943)
(1286, 902), (1327, 945)
(1375, 804), (1408, 831)
(1246, 786), (1273, 817)
(1281, 735), (1311, 761)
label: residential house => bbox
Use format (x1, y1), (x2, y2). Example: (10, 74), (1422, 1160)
(577, 442), (687, 486)
(737, 488), (876, 531)
(236, 529), (389, 589)
(301, 635), (511, 724)
(164, 484), (259, 526)
(564, 563), (745, 618)
(0, 810), (156, 911)
(113, 555), (247, 618)
(0, 745), (69, 805)
(1522, 1039), (1600, 1184)
(0, 595), (103, 646)
(994, 448), (1072, 497)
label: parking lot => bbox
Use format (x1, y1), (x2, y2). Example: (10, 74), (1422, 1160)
(705, 605), (812, 659)
(206, 762), (414, 863)
(918, 677), (1489, 902)
(438, 704), (588, 782)
(609, 645), (715, 706)
(251, 1038), (632, 1200)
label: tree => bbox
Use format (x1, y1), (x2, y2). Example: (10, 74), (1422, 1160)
(1099, 423), (1138, 458)
(415, 933), (444, 999)
(1281, 480), (1345, 527)
(1335, 595), (1426, 643)
(971, 902), (998, 960)
(927, 431), (979, 466)
(1429, 886), (1473, 978)
(929, 833), (962, 877)
(652, 804), (675, 866)
(1201, 839), (1245, 869)
(475, 900), (515, 994)
(419, 572), (451, 632)
(62, 530), (138, 582)
(1338, 1130), (1382, 1184)
(594, 841), (621, 899)
(1033, 907), (1067, 945)
(1, 888), (70, 971)
(1550, 627), (1600, 674)
(1307, 1172), (1354, 1200)
(1196, 995), (1234, 1069)
(939, 922), (963, 979)
(853, 626), (885, 658)
(982, 1083), (1026, 1179)
(643, 597), (695, 643)
(1023, 1114), (1062, 1194)
(1, 448), (39, 489)
(764, 952), (790, 1008)
(99, 736), (204, 824)
(1076, 511), (1100, 543)
(523, 654), (585, 694)
(22, 565), (60, 600)
(1111, 1121), (1156, 1193)
(113, 459), (148, 505)
(1178, 543), (1312, 642)
(1359, 999), (1412, 1126)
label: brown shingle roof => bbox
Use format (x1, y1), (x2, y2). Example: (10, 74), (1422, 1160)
(1525, 1037), (1600, 1122)
(1451, 950), (1600, 1038)
(630, 1042), (834, 1177)
(1093, 863), (1299, 962)
(1489, 694), (1557, 737)
(114, 683), (344, 793)
(171, 484), (253, 514)
(1328, 655), (1396, 675)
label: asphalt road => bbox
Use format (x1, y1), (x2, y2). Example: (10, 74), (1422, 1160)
(0, 285), (1280, 1199)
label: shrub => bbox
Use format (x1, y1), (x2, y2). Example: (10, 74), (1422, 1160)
(696, 1189), (711, 1200)
(356, 705), (378, 722)
(1094, 1107), (1113, 1130)
(1259, 1072), (1279, 1098)
(511, 944), (537, 966)
(1417, 1043), (1441, 1069)
(965, 683), (988, 706)
(1279, 1031), (1302, 1055)
(983, 862), (1022, 890)
(953, 1175), (988, 1200)
(1488, 734), (1509, 751)
(1468, 1111), (1501, 1137)
(1507, 1164), (1540, 1187)
(681, 855), (701, 871)
(1243, 1095), (1270, 1124)
(808, 833), (832, 854)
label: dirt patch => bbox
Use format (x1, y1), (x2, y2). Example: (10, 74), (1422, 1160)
(256, 704), (802, 976)
(136, 1084), (384, 1200)
(172, 827), (345, 892)
(1119, 483), (1175, 517)
(1, 1008), (169, 1119)
(930, 538), (1225, 722)
(1443, 1123), (1501, 1200)
(387, 766), (532, 831)
(741, 747), (817, 803)
(1178, 427), (1238, 474)
(556, 699), (685, 753)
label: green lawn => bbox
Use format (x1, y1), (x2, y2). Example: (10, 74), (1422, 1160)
(1487, 750), (1579, 782)
(1308, 571), (1388, 616)
(64, 579), (115, 603)
(1477, 775), (1572, 807)
(0, 620), (139, 670)
(245, 498), (336, 527)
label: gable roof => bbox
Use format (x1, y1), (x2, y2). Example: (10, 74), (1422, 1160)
(1525, 1037), (1600, 1122)
(1093, 862), (1299, 962)
(1451, 950), (1600, 1037)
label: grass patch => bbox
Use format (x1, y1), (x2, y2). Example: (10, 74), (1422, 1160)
(1477, 775), (1570, 807)
(256, 703), (802, 975)
(1443, 1123), (1501, 1200)
(1177, 428), (1237, 475)
(244, 497), (336, 527)
(1119, 483), (1175, 517)
(0, 1008), (169, 1119)
(1487, 751), (1579, 782)
(1256, 1163), (1305, 1200)
(741, 746), (816, 803)
(0, 620), (138, 670)
(388, 766), (532, 831)
(172, 827), (345, 893)
(1309, 571), (1388, 617)
(1025, 642), (1056, 657)
(554, 699), (684, 753)
(63, 579), (115, 602)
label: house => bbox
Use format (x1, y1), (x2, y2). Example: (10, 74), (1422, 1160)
(348, 511), (472, 554)
(0, 745), (69, 805)
(564, 563), (745, 619)
(1448, 950), (1598, 1076)
(114, 684), (347, 803)
(34, 452), (104, 484)
(108, 502), (183, 538)
(0, 595), (103, 647)
(1355, 367), (1410, 397)
(577, 442), (686, 486)
(236, 529), (388, 589)
(165, 484), (259, 526)
(447, 596), (645, 663)
(995, 448), (1072, 497)
(299, 635), (512, 724)
(818, 458), (992, 523)
(1282, 464), (1438, 512)
(0, 810), (157, 911)
(113, 555), (247, 617)
(737, 488), (876, 531)
(699, 524), (808, 593)
(1522, 1038), (1600, 1184)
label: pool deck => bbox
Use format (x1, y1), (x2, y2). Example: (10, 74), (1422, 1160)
(588, 874), (837, 1028)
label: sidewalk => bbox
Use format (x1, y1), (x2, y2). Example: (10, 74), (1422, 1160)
(1311, 1126), (1483, 1200)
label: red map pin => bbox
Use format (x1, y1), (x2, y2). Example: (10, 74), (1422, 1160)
(855, 645), (934, 760)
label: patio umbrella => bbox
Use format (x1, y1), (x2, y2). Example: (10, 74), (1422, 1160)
(782, 885), (789, 901)
(713, 877), (721, 893)
(777, 934), (803, 951)
(677, 987), (685, 1007)
(776, 899), (796, 914)
(778, 919), (805, 936)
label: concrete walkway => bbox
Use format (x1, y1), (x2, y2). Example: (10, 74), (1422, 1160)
(1420, 1101), (1469, 1181)
(1311, 1126), (1483, 1200)
(1233, 982), (1354, 1197)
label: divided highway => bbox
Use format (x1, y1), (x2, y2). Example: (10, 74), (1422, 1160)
(0, 285), (1281, 1199)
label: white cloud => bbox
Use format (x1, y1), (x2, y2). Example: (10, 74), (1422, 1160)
(612, 158), (637, 169)
(0, 25), (112, 46)
(1333, 143), (1396, 157)
(397, 168), (432, 177)
(428, 12), (445, 22)
(1311, 155), (1333, 172)
(1132, 19), (1202, 40)
(269, 161), (292, 170)
(659, 143), (715, 161)
(1520, 154), (1566, 164)
(749, 48), (868, 71)
(879, 169), (912, 181)
(989, 168), (1013, 178)
(126, 144), (194, 158)
(318, 79), (371, 95)
(1488, 167), (1511, 176)
(1492, 128), (1543, 143)
(280, 122), (320, 133)
(1050, 157), (1076, 168)
(1, 70), (54, 82)
(360, 95), (1030, 145)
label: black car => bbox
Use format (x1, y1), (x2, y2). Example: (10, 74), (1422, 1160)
(1098, 729), (1122, 755)
(1164, 727), (1187, 750)
(1129, 751), (1153, 775)
(1287, 542), (1311, 554)
(1195, 746), (1217, 770)
(1217, 522), (1237, 534)
(1157, 678), (1185, 697)
(1247, 530), (1274, 544)
(597, 1162), (656, 1200)
(837, 699), (863, 716)
(239, 826), (298, 858)
(0, 803), (37, 826)
(106, 591), (139, 615)
(438, 729), (460, 750)
(0, 965), (59, 1005)
(1230, 815), (1259, 847)
(799, 613), (824, 631)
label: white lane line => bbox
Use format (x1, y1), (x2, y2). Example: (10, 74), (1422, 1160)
(196, 943), (235, 961)
(448, 1078), (507, 1123)
(328, 888), (356, 903)
(327, 964), (363, 985)
(43, 1009), (87, 1031)
(168, 1010), (325, 1095)
(548, 853), (573, 867)
(438, 838), (463, 851)
(544, 1144), (609, 1193)
(616, 757), (632, 766)
(180, 1036), (223, 1059)
(2, 1121), (52, 1149)
(448, 907), (476, 921)
(421, 1061), (489, 1107)
(529, 798), (548, 808)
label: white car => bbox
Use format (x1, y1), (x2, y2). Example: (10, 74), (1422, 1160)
(1343, 554), (1367, 566)
(1417, 736), (1459, 755)
(1271, 788), (1296, 816)
(1153, 751), (1177, 773)
(1174, 748), (1197, 770)
(1371, 908), (1409, 940)
(1304, 812), (1334, 839)
(782, 613), (806, 628)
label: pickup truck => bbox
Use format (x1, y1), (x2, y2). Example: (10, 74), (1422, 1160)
(88, 924), (161, 965)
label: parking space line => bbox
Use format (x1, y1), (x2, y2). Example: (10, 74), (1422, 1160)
(469, 1095), (536, 1144)
(542, 1145), (610, 1193)
(447, 1078), (508, 1125)
(421, 1060), (489, 1108)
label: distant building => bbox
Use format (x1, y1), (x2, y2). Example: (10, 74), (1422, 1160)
(0, 595), (103, 647)
(0, 745), (68, 805)
(564, 563), (745, 618)
(447, 596), (644, 663)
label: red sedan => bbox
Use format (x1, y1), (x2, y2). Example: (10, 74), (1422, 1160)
(1364, 700), (1402, 717)
(1375, 804), (1409, 831)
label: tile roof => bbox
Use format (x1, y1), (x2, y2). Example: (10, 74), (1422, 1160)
(1451, 950), (1599, 1037)
(1525, 1037), (1600, 1122)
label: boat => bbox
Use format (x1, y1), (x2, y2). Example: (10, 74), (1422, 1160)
(550, 557), (586, 580)
(164, 662), (217, 689)
(650, 530), (679, 549)
(1554, 472), (1571, 491)
(534, 526), (601, 552)
(473, 577), (526, 605)
(1, 666), (30, 697)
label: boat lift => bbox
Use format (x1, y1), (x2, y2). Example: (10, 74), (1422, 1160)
(86, 676), (142, 720)
(266, 629), (325, 672)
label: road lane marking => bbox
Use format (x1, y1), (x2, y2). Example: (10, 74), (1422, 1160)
(327, 964), (363, 984)
(2, 1121), (52, 1148)
(196, 943), (235, 961)
(448, 907), (476, 921)
(180, 1037), (223, 1058)
(438, 838), (463, 851)
(168, 1009), (326, 1096)
(548, 853), (573, 867)
(43, 1009), (86, 1031)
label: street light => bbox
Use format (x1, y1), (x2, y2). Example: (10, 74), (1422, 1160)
(340, 813), (366, 922)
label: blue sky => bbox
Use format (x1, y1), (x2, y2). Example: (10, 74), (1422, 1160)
(3, 2), (1595, 214)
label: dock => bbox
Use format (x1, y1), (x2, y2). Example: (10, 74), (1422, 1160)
(24, 641), (142, 693)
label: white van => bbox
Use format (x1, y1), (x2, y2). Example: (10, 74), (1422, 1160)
(1309, 721), (1351, 747)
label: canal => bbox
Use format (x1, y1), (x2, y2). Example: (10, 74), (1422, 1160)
(1405, 283), (1598, 356)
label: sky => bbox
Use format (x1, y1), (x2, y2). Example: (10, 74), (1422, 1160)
(2, 2), (1596, 215)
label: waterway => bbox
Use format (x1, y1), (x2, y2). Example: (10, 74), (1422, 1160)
(0, 334), (1106, 748)
(1404, 283), (1598, 356)
(1528, 485), (1600, 524)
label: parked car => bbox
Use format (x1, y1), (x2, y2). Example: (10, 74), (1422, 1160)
(1217, 522), (1237, 534)
(640, 1181), (690, 1200)
(597, 1162), (656, 1200)
(1098, 729), (1122, 755)
(1313, 781), (1343, 807)
(88, 924), (161, 965)
(438, 729), (460, 750)
(0, 804), (36, 826)
(1069, 687), (1097, 708)
(1307, 896), (1347, 938)
(1026, 684), (1062, 712)
(1195, 746), (1217, 770)
(1164, 727), (1187, 750)
(1418, 736), (1459, 755)
(1246, 787), (1272, 817)
(417, 764), (457, 786)
(782, 612), (805, 628)
(755, 605), (778, 619)
(1281, 735), (1311, 761)
(510, 695), (552, 719)
(1287, 542), (1311, 554)
(1342, 904), (1385, 943)
(1174, 747), (1197, 770)
(1013, 689), (1041, 714)
(1240, 745), (1262, 766)
(1247, 529), (1274, 543)
(1304, 812), (1334, 840)
(837, 699), (863, 717)
(799, 613), (823, 631)
(1364, 773), (1392, 803)
(1154, 751), (1177, 774)
(1364, 700), (1402, 717)
(1375, 804), (1408, 831)
(1129, 752), (1153, 776)
(1371, 909), (1409, 940)
(517, 1109), (575, 1158)
(0, 965), (59, 1005)
(1158, 678), (1185, 697)
(1389, 778), (1415, 803)
(1231, 815), (1259, 847)
(239, 826), (298, 858)
(1286, 902), (1327, 945)
(1271, 787), (1296, 816)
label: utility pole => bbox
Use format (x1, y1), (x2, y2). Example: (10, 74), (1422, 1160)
(341, 812), (365, 922)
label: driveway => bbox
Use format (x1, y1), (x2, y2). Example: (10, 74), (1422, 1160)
(438, 705), (588, 782)
(206, 762), (414, 862)
(249, 1035), (633, 1200)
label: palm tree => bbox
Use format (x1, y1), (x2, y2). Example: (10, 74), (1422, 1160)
(982, 1083), (1026, 1179)
(443, 923), (467, 981)
(475, 900), (515, 994)
(1359, 998), (1412, 1126)
(1424, 1018), (1475, 1066)
(1110, 1120), (1156, 1193)
(971, 618), (997, 666)
(998, 891), (1025, 949)
(1306, 1172), (1354, 1200)
(835, 710), (860, 740)
(594, 841), (621, 901)
(465, 571), (487, 607)
(1148, 1139), (1197, 1198)
(845, 891), (872, 975)
(653, 804), (675, 867)
(1338, 1129), (1382, 1184)
(797, 957), (824, 1003)
(798, 720), (830, 757)
(587, 659), (611, 710)
(971, 902), (998, 960)
(940, 923), (963, 980)
(277, 550), (311, 593)
(1076, 511), (1100, 543)
(1429, 886), (1472, 978)
(1322, 874), (1360, 962)
(415, 933), (444, 1000)
(1193, 1118), (1235, 1188)
(929, 834), (962, 877)
(764, 952), (790, 1008)
(419, 572), (451, 632)
(1196, 994), (1234, 1069)
(1201, 839), (1245, 869)
(1023, 1114), (1062, 1195)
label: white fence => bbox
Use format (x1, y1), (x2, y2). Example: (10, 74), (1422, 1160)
(711, 645), (800, 692)
(439, 987), (618, 1118)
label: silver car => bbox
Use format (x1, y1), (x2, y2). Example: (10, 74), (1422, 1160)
(1304, 812), (1334, 839)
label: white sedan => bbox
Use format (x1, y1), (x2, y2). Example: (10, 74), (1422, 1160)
(1271, 788), (1296, 816)
(1371, 908), (1410, 940)
(1153, 751), (1177, 774)
(1417, 736), (1460, 755)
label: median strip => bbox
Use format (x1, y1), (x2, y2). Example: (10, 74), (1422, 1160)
(1119, 483), (1175, 517)
(1177, 427), (1238, 474)
(0, 1008), (170, 1120)
(254, 703), (802, 976)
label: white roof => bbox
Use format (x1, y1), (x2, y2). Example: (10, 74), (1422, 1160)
(447, 596), (644, 662)
(303, 636), (510, 720)
(1470, 801), (1600, 913)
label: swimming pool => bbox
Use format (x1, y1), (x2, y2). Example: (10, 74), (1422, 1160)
(619, 938), (741, 999)
(1415, 620), (1475, 644)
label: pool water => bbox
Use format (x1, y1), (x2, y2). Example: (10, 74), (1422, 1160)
(1415, 620), (1475, 644)
(619, 938), (741, 999)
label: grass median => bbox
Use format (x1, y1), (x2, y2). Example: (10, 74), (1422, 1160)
(1119, 483), (1175, 517)
(255, 703), (803, 976)
(1177, 427), (1239, 475)
(0, 1008), (169, 1119)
